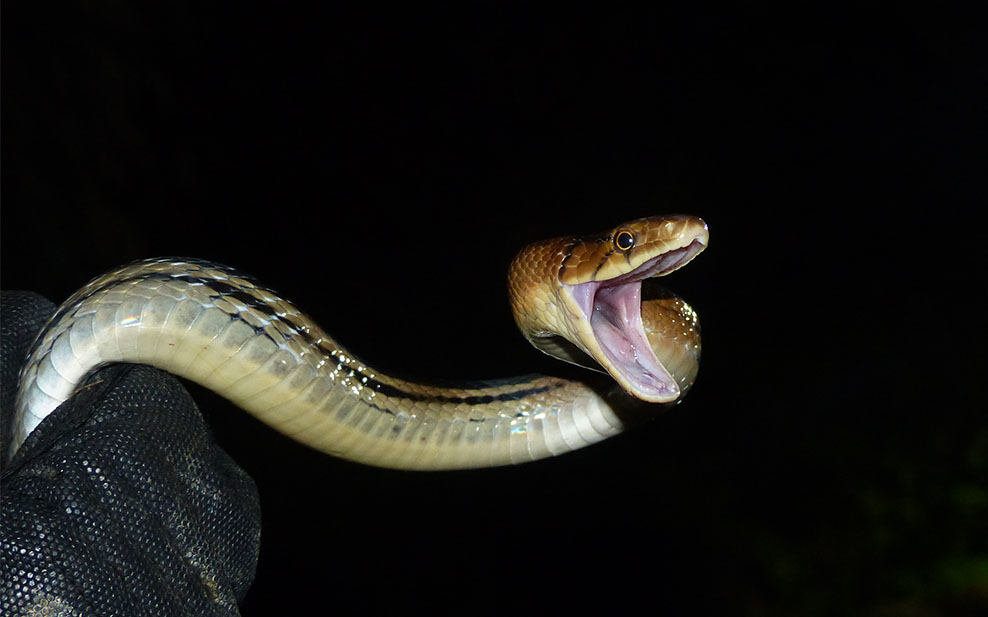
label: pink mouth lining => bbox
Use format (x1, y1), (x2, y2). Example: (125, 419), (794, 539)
(567, 239), (705, 399)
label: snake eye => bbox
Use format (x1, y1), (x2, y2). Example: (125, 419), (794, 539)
(614, 229), (636, 252)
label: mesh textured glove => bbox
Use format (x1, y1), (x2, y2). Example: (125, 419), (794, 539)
(1, 290), (261, 616)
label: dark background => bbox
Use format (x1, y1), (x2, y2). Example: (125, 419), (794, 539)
(3, 4), (985, 615)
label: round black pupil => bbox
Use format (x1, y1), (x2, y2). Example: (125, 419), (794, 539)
(616, 232), (633, 250)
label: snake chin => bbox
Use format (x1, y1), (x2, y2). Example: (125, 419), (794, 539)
(568, 239), (706, 403)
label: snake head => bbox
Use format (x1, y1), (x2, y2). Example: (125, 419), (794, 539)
(509, 214), (708, 403)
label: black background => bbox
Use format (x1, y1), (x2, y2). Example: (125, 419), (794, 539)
(3, 4), (985, 615)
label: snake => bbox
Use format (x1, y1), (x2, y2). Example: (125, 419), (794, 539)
(10, 215), (708, 470)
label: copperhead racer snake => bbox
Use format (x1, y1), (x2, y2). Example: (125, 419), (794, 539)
(10, 215), (708, 469)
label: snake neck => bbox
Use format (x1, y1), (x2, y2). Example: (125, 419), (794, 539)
(507, 239), (594, 367)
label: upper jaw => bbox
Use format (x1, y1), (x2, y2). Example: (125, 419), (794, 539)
(561, 237), (707, 402)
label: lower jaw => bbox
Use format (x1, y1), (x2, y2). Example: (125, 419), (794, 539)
(588, 281), (680, 402)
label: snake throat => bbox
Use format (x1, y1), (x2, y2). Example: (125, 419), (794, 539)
(566, 239), (706, 402)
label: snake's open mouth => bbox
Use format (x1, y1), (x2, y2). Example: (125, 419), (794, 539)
(567, 239), (706, 402)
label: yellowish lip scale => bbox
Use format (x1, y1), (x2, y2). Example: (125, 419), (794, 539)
(11, 215), (707, 470)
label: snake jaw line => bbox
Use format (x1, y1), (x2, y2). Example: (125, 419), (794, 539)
(560, 231), (708, 403)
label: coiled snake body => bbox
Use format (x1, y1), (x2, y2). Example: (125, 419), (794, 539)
(11, 215), (708, 469)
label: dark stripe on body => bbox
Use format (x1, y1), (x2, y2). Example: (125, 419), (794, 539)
(44, 259), (564, 415)
(371, 381), (554, 405)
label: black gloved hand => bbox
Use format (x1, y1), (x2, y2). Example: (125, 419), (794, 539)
(1, 290), (261, 616)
